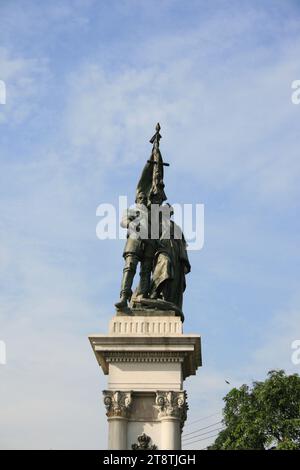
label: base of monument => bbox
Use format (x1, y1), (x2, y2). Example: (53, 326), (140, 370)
(116, 298), (184, 322)
(89, 311), (201, 450)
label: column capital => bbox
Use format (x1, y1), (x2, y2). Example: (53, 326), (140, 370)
(155, 390), (188, 428)
(103, 390), (132, 419)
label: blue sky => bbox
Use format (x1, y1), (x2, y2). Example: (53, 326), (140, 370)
(0, 0), (300, 450)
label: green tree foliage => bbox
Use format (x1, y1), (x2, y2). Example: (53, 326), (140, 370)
(209, 370), (300, 450)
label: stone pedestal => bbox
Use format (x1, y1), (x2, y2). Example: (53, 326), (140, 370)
(89, 311), (201, 450)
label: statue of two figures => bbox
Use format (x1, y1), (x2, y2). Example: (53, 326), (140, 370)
(115, 124), (190, 320)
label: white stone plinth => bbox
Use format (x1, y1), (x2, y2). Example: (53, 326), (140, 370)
(89, 312), (201, 450)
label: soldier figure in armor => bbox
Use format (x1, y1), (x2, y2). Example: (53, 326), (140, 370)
(115, 193), (156, 310)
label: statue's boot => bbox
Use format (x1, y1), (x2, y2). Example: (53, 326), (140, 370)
(115, 295), (129, 310)
(115, 256), (138, 309)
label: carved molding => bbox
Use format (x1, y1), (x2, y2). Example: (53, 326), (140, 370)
(105, 352), (186, 363)
(103, 390), (132, 418)
(155, 390), (188, 427)
(131, 433), (157, 450)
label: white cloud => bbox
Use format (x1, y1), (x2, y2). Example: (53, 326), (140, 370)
(0, 47), (48, 124)
(63, 19), (300, 205)
(253, 305), (300, 376)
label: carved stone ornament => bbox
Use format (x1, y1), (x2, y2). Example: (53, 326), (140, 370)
(131, 433), (157, 450)
(155, 390), (188, 427)
(103, 390), (132, 418)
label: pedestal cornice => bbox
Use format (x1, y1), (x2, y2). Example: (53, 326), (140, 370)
(89, 333), (201, 380)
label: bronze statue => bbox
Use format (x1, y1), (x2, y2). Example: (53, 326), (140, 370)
(115, 124), (190, 318)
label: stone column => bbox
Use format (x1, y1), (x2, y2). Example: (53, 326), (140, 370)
(103, 390), (132, 450)
(155, 391), (188, 450)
